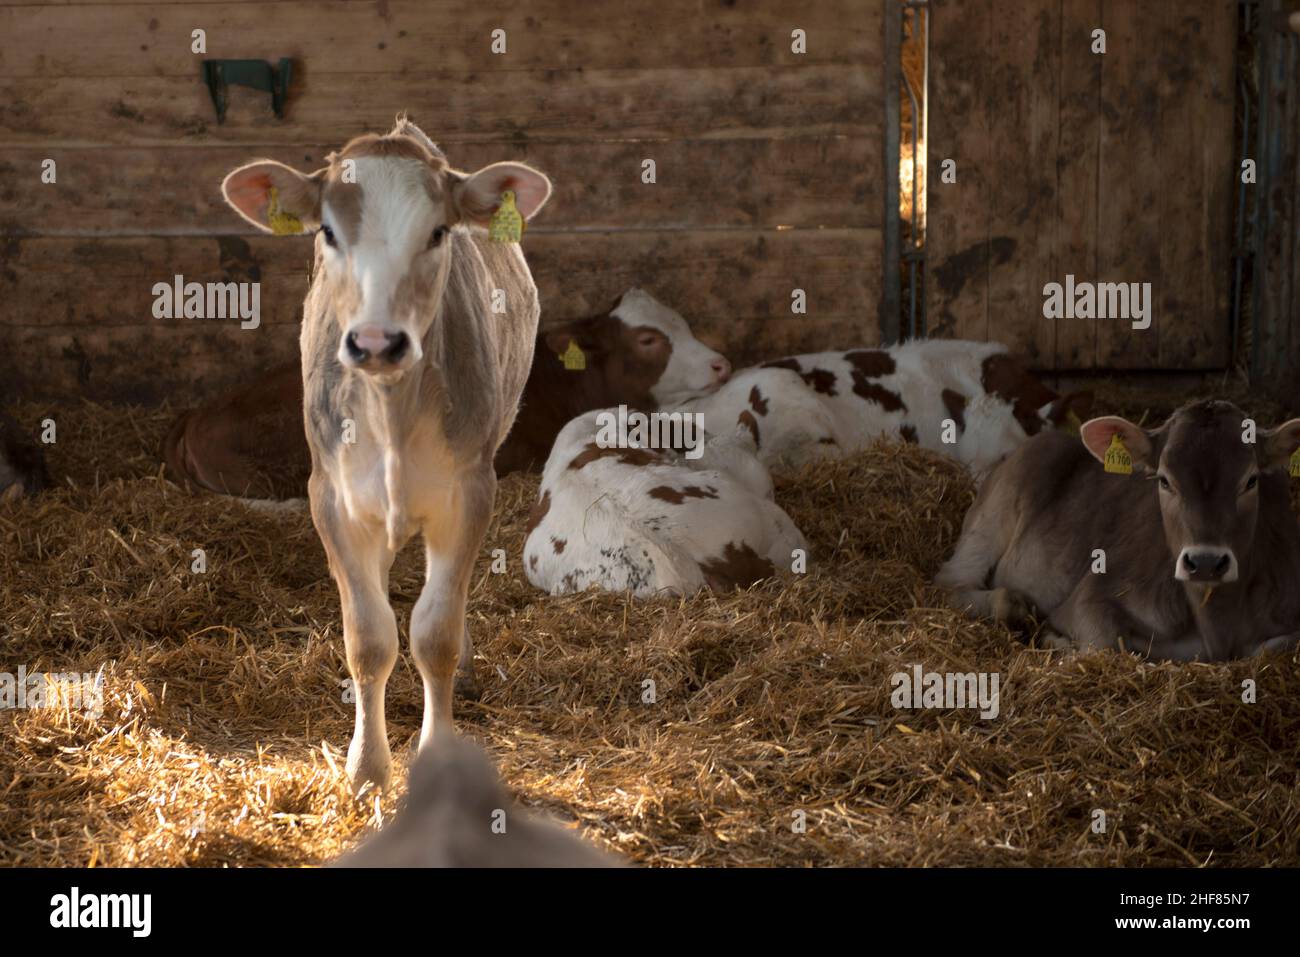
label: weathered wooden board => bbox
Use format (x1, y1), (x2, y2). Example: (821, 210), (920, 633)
(1052, 0), (1102, 370)
(0, 136), (880, 235)
(1094, 0), (1162, 370)
(0, 234), (312, 328)
(2, 322), (305, 406)
(1155, 0), (1235, 370)
(924, 0), (993, 343)
(0, 65), (877, 145)
(984, 0), (1059, 367)
(0, 0), (879, 77)
(0, 228), (882, 401)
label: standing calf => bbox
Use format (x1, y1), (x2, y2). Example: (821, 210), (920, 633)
(936, 400), (1300, 660)
(222, 117), (551, 791)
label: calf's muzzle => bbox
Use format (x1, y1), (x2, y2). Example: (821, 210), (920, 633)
(1176, 546), (1238, 584)
(344, 324), (412, 371)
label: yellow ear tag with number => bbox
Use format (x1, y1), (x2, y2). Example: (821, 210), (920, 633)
(1289, 447), (1300, 478)
(560, 339), (586, 371)
(1103, 433), (1133, 475)
(488, 190), (524, 244)
(267, 186), (304, 236)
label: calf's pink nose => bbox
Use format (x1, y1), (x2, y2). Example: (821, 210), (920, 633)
(352, 325), (392, 355)
(711, 357), (732, 383)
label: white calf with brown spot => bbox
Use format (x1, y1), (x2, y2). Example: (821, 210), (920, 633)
(674, 339), (1090, 479)
(222, 117), (551, 792)
(523, 409), (805, 597)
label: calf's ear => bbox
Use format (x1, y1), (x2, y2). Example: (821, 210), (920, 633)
(1080, 415), (1154, 469)
(1042, 390), (1094, 427)
(542, 316), (609, 360)
(453, 162), (552, 226)
(222, 161), (325, 235)
(1262, 418), (1300, 468)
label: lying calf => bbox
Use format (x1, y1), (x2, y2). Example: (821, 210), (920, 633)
(524, 409), (805, 597)
(0, 412), (50, 502)
(672, 339), (1089, 479)
(336, 734), (618, 867)
(936, 399), (1300, 660)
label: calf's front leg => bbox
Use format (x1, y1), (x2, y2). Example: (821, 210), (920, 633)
(312, 488), (399, 793)
(410, 468), (496, 749)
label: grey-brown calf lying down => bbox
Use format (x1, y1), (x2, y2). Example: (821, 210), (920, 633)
(937, 399), (1300, 661)
(335, 735), (620, 868)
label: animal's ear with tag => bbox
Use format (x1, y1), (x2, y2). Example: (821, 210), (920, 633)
(222, 160), (326, 235)
(452, 162), (552, 228)
(543, 315), (611, 363)
(1080, 415), (1155, 473)
(1261, 418), (1300, 473)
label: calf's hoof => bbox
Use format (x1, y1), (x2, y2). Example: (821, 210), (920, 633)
(1253, 634), (1300, 657)
(346, 744), (393, 797)
(454, 664), (483, 702)
(991, 587), (1034, 626)
(1038, 629), (1075, 653)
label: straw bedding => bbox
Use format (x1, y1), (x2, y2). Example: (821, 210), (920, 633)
(1, 383), (1297, 867)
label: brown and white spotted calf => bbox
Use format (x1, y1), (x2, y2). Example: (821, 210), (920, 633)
(161, 289), (731, 494)
(672, 339), (1089, 479)
(523, 409), (805, 597)
(222, 116), (552, 791)
(497, 288), (732, 472)
(936, 400), (1300, 661)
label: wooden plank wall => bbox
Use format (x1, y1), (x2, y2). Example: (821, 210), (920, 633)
(0, 0), (883, 403)
(926, 0), (1237, 372)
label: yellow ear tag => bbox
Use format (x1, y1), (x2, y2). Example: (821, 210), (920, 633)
(1064, 410), (1084, 436)
(560, 339), (586, 371)
(1103, 433), (1133, 475)
(1289, 447), (1300, 478)
(488, 190), (524, 244)
(267, 186), (304, 236)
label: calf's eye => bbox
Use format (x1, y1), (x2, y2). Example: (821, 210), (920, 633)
(1157, 475), (1172, 492)
(320, 224), (337, 248)
(1245, 474), (1259, 492)
(429, 225), (449, 249)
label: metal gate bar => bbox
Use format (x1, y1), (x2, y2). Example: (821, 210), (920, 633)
(883, 0), (928, 346)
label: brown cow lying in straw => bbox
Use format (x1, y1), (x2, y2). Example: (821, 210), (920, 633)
(937, 399), (1300, 661)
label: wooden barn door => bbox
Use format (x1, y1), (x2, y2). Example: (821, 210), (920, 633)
(924, 0), (1238, 372)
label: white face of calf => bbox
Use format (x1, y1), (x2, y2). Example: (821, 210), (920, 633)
(221, 118), (552, 383)
(611, 289), (731, 405)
